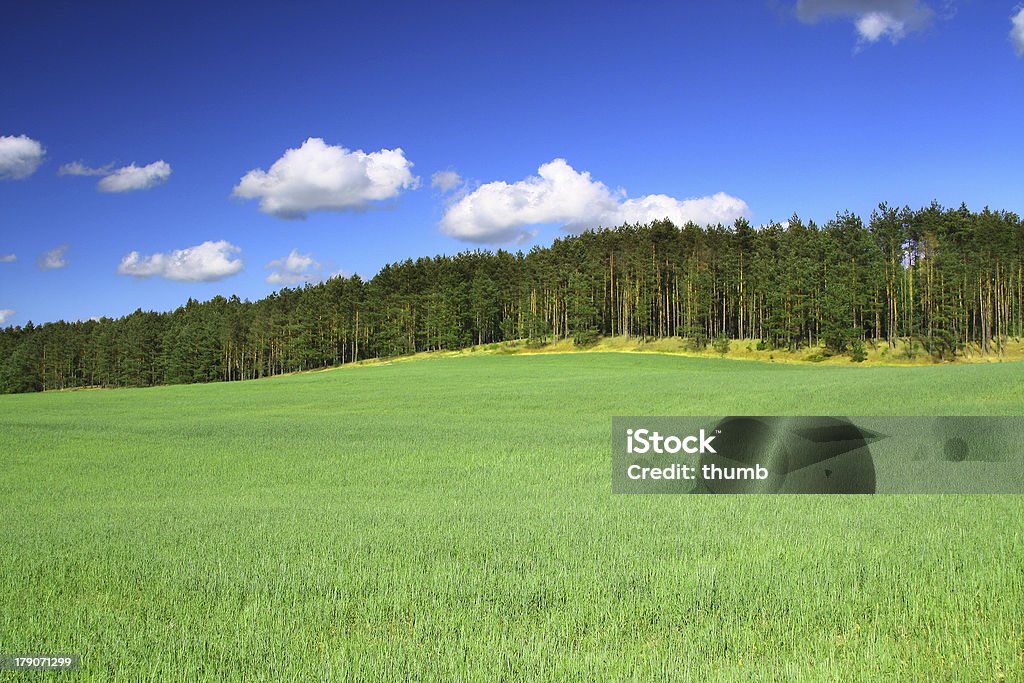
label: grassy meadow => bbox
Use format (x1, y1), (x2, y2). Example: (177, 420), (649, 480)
(2, 353), (1023, 680)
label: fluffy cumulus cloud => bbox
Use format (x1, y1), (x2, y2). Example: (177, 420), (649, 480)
(439, 158), (749, 244)
(0, 253), (15, 263)
(117, 240), (243, 282)
(0, 135), (45, 180)
(795, 0), (934, 45)
(97, 161), (172, 192)
(1012, 7), (1024, 57)
(38, 245), (69, 270)
(854, 11), (908, 41)
(232, 138), (418, 218)
(431, 170), (464, 193)
(265, 249), (323, 285)
(0, 309), (14, 325)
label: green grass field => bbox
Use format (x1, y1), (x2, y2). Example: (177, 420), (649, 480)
(2, 353), (1023, 680)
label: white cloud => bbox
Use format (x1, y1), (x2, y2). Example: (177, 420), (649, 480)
(1012, 8), (1024, 57)
(795, 0), (933, 44)
(0, 135), (45, 180)
(0, 253), (15, 263)
(38, 245), (69, 270)
(97, 161), (172, 192)
(854, 11), (907, 42)
(431, 170), (464, 193)
(265, 249), (323, 285)
(232, 138), (418, 218)
(439, 158), (749, 244)
(616, 193), (750, 227)
(0, 309), (14, 325)
(58, 160), (114, 177)
(117, 240), (243, 282)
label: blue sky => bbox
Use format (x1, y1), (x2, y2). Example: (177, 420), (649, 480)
(1, 0), (1022, 326)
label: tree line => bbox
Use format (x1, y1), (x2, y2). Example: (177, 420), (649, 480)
(1, 201), (1021, 394)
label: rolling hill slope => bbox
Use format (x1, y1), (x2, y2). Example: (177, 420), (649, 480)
(1, 354), (1022, 679)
